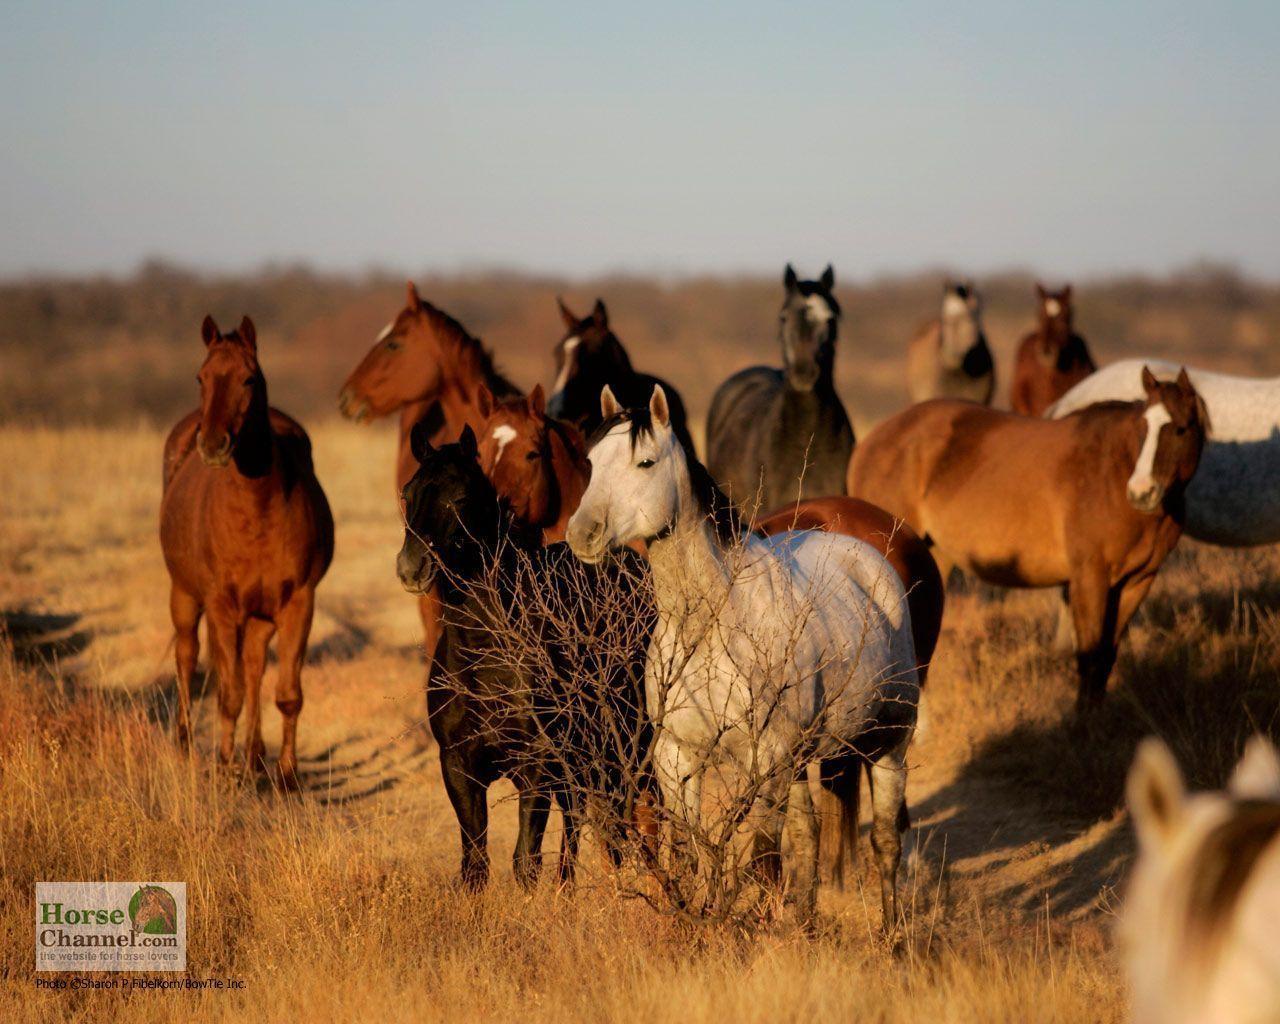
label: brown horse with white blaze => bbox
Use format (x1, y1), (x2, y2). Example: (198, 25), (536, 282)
(848, 367), (1208, 711)
(160, 316), (333, 786)
(1010, 283), (1096, 417)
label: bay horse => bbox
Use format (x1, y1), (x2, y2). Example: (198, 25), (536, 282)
(1010, 283), (1096, 417)
(396, 426), (652, 889)
(706, 264), (854, 515)
(1124, 736), (1280, 1024)
(337, 282), (521, 653)
(848, 367), (1208, 711)
(547, 296), (696, 455)
(160, 316), (333, 787)
(905, 280), (995, 405)
(1049, 359), (1280, 547)
(567, 386), (918, 928)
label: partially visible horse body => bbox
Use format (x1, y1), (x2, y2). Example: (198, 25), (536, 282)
(1049, 359), (1280, 547)
(905, 281), (994, 405)
(568, 388), (918, 927)
(338, 282), (521, 649)
(397, 427), (651, 889)
(848, 367), (1207, 711)
(1010, 283), (1096, 417)
(160, 316), (333, 787)
(706, 264), (854, 514)
(547, 297), (696, 455)
(1124, 737), (1280, 1024)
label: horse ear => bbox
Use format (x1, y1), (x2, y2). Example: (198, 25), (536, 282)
(476, 384), (493, 420)
(1141, 366), (1160, 397)
(1127, 738), (1185, 853)
(238, 316), (257, 352)
(201, 315), (219, 347)
(458, 424), (478, 459)
(1061, 284), (1073, 304)
(600, 384), (622, 420)
(557, 296), (578, 332)
(784, 264), (798, 292)
(1176, 367), (1193, 393)
(820, 264), (835, 291)
(1230, 735), (1280, 800)
(406, 280), (421, 311)
(1035, 282), (1048, 301)
(409, 419), (435, 464)
(528, 383), (546, 417)
(650, 384), (670, 428)
(591, 299), (608, 328)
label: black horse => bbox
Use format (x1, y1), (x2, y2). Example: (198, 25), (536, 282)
(705, 264), (854, 515)
(546, 297), (696, 455)
(396, 425), (653, 889)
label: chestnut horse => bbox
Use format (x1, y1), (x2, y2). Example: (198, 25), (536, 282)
(338, 283), (521, 652)
(160, 316), (333, 786)
(848, 367), (1208, 711)
(1010, 283), (1096, 417)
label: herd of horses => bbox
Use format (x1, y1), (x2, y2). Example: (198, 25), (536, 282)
(158, 266), (1280, 944)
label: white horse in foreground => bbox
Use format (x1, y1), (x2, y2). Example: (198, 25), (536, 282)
(1125, 736), (1280, 1024)
(566, 385), (918, 926)
(1048, 359), (1280, 545)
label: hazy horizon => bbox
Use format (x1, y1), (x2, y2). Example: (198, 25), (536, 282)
(4, 1), (1278, 280)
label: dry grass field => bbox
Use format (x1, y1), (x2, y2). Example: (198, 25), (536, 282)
(1, 267), (1279, 1021)
(2, 416), (1279, 1023)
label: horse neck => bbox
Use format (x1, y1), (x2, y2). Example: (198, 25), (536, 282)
(645, 471), (736, 623)
(423, 310), (506, 435)
(230, 383), (275, 480)
(542, 425), (591, 543)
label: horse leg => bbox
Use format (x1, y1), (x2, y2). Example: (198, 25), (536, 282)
(1068, 567), (1119, 714)
(512, 782), (551, 890)
(440, 747), (490, 890)
(205, 605), (243, 768)
(653, 734), (703, 881)
(555, 790), (583, 888)
(272, 587), (315, 790)
(1114, 572), (1158, 644)
(1051, 585), (1076, 653)
(816, 756), (859, 889)
(169, 585), (202, 750)
(783, 776), (819, 927)
(868, 737), (911, 935)
(239, 616), (275, 774)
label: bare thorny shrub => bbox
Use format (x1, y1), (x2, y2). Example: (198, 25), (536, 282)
(425, 510), (917, 932)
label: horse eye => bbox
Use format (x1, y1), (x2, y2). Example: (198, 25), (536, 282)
(637, 458), (656, 469)
(243, 376), (255, 386)
(525, 450), (540, 462)
(385, 339), (401, 351)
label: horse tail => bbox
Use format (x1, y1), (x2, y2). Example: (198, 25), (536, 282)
(817, 759), (861, 889)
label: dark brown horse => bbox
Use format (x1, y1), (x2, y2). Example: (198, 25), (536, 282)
(848, 367), (1208, 711)
(1010, 283), (1096, 417)
(755, 496), (943, 886)
(160, 316), (333, 786)
(337, 283), (520, 652)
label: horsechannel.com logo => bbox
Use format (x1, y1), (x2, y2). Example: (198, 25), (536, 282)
(36, 882), (187, 971)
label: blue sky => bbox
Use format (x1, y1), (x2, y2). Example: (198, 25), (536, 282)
(2, 1), (1278, 278)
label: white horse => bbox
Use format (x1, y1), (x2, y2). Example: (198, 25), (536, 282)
(1048, 359), (1280, 546)
(566, 384), (918, 926)
(1124, 736), (1280, 1024)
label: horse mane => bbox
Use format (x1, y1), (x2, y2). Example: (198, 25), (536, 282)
(419, 300), (520, 398)
(587, 407), (745, 545)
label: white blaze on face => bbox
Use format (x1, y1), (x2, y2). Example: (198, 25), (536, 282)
(1128, 403), (1172, 508)
(1044, 299), (1062, 317)
(804, 294), (833, 327)
(490, 424), (517, 465)
(552, 337), (580, 396)
(942, 293), (969, 320)
(375, 321), (394, 343)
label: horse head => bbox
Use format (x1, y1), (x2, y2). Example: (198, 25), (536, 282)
(779, 263), (840, 391)
(476, 383), (563, 531)
(339, 281), (447, 422)
(1126, 366), (1210, 514)
(939, 280), (985, 369)
(1035, 282), (1074, 364)
(547, 297), (634, 425)
(196, 315), (264, 468)
(396, 424), (504, 597)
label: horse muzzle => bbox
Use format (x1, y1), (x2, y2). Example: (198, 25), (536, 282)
(1127, 483), (1164, 515)
(397, 542), (438, 594)
(338, 387), (372, 423)
(566, 514), (608, 564)
(196, 430), (233, 468)
(786, 363), (820, 392)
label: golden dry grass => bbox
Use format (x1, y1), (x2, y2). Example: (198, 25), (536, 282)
(1, 420), (1278, 1022)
